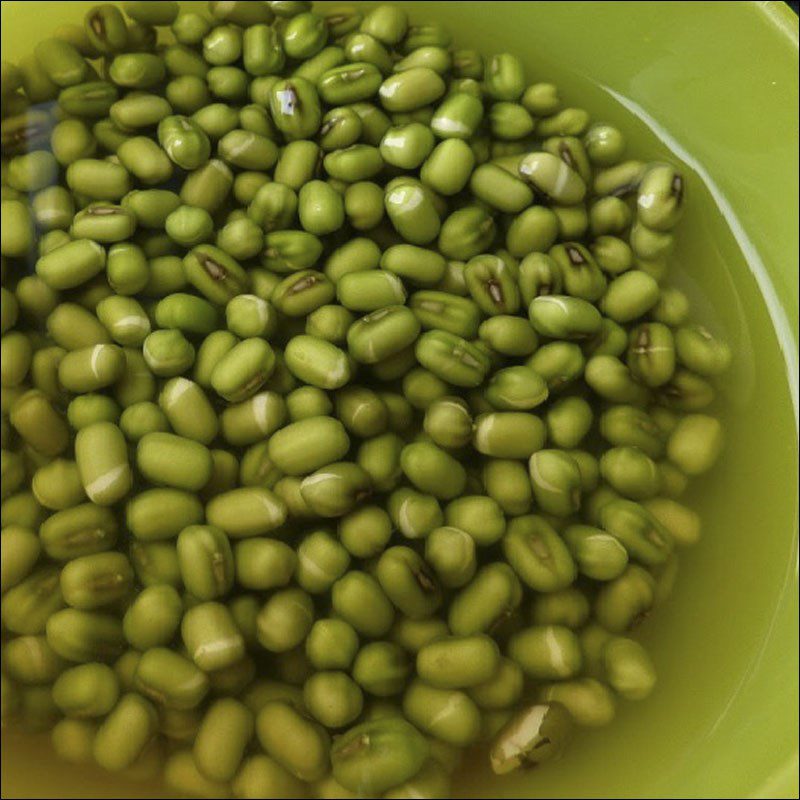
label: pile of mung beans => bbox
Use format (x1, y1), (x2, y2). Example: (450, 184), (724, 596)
(0, 1), (732, 797)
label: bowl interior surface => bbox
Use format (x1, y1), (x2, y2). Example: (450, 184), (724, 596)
(1, 2), (797, 798)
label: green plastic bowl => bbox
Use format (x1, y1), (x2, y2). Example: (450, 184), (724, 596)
(1, 2), (797, 798)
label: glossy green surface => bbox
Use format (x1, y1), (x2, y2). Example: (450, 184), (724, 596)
(1, 2), (797, 798)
